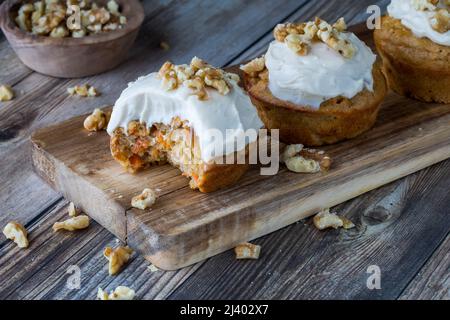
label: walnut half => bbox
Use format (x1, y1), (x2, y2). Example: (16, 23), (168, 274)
(281, 144), (331, 173)
(103, 246), (133, 275)
(313, 209), (355, 230)
(131, 188), (157, 210)
(84, 108), (111, 132)
(3, 221), (29, 248)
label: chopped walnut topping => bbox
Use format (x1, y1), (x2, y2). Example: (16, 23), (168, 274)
(0, 85), (15, 102)
(313, 209), (355, 230)
(103, 246), (133, 275)
(97, 286), (135, 300)
(15, 0), (127, 38)
(131, 188), (157, 210)
(157, 57), (238, 100)
(84, 108), (111, 132)
(68, 84), (100, 97)
(53, 215), (90, 232)
(411, 0), (449, 33)
(235, 242), (261, 259)
(430, 8), (450, 33)
(412, 0), (439, 11)
(281, 144), (331, 173)
(3, 221), (29, 248)
(240, 56), (266, 77)
(273, 18), (356, 59)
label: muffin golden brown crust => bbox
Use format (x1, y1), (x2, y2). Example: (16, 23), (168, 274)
(374, 16), (450, 103)
(243, 63), (387, 146)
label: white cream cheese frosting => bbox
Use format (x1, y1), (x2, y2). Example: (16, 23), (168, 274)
(265, 32), (377, 109)
(388, 0), (450, 46)
(107, 73), (263, 163)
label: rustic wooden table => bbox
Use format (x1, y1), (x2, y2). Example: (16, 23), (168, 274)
(0, 0), (448, 300)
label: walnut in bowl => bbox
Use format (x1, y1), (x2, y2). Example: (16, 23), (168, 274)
(0, 0), (144, 78)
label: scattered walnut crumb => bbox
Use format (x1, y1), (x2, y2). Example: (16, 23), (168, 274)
(97, 286), (135, 300)
(131, 188), (157, 210)
(157, 57), (238, 100)
(52, 215), (90, 232)
(0, 85), (15, 102)
(273, 17), (356, 58)
(68, 84), (100, 97)
(281, 144), (331, 173)
(103, 245), (133, 275)
(68, 202), (79, 217)
(313, 209), (355, 231)
(160, 41), (170, 51)
(147, 264), (159, 272)
(235, 242), (261, 260)
(84, 108), (111, 132)
(3, 221), (29, 248)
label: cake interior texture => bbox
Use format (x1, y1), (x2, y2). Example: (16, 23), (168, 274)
(110, 117), (249, 192)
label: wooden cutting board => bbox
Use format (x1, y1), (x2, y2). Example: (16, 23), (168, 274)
(31, 25), (450, 270)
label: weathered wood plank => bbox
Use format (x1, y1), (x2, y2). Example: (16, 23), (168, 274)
(0, 0), (308, 228)
(168, 160), (450, 299)
(399, 233), (450, 300)
(0, 200), (202, 300)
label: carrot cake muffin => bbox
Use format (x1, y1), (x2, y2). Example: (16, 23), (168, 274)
(241, 18), (387, 146)
(107, 57), (263, 193)
(374, 0), (450, 103)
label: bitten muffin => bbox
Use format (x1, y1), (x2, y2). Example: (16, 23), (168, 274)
(241, 18), (387, 146)
(374, 0), (450, 103)
(107, 58), (263, 193)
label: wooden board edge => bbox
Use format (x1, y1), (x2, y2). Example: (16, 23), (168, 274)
(128, 142), (450, 270)
(31, 136), (128, 241)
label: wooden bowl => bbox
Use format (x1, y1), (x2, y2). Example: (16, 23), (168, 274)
(0, 0), (144, 78)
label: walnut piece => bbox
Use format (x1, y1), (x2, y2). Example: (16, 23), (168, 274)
(0, 85), (15, 102)
(68, 202), (79, 217)
(103, 246), (133, 275)
(157, 57), (238, 100)
(53, 215), (90, 232)
(97, 286), (135, 300)
(235, 242), (261, 260)
(131, 188), (157, 210)
(313, 209), (355, 230)
(281, 144), (331, 173)
(274, 18), (356, 59)
(84, 108), (110, 132)
(15, 0), (126, 38)
(68, 84), (100, 97)
(3, 221), (29, 248)
(240, 56), (266, 77)
(412, 0), (438, 11)
(430, 8), (450, 33)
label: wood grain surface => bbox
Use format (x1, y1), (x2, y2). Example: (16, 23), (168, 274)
(0, 0), (448, 300)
